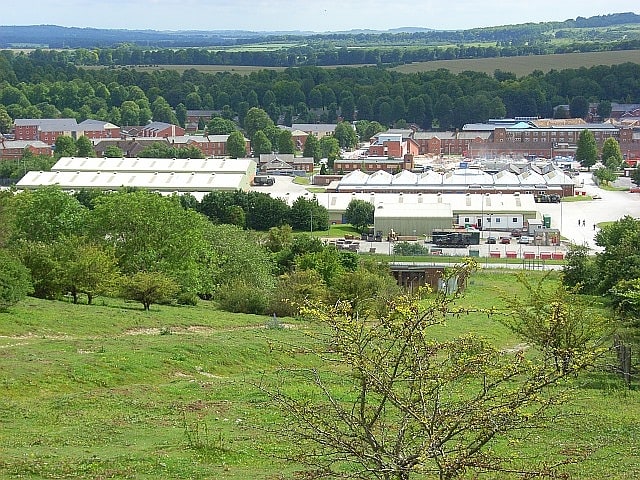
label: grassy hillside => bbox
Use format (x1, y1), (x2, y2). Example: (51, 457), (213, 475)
(0, 270), (638, 479)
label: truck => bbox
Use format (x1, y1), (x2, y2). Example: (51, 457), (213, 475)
(252, 175), (275, 186)
(431, 230), (480, 247)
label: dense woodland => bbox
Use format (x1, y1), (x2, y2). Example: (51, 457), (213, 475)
(1, 48), (640, 135)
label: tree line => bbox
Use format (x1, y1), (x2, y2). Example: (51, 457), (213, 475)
(0, 186), (406, 315)
(1, 51), (639, 134)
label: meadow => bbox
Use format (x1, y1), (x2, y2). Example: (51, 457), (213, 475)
(0, 269), (638, 479)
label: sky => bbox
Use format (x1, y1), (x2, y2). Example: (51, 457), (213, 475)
(2, 0), (639, 32)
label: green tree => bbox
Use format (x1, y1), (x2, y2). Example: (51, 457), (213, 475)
(344, 199), (375, 233)
(0, 250), (33, 309)
(54, 135), (77, 158)
(594, 166), (617, 185)
(329, 258), (401, 316)
(269, 269), (328, 317)
(251, 130), (272, 156)
(207, 117), (237, 135)
(289, 196), (329, 232)
(569, 95), (589, 119)
(175, 102), (187, 127)
(75, 135), (95, 157)
(103, 145), (123, 158)
(243, 107), (274, 140)
(11, 186), (89, 243)
(267, 262), (599, 480)
(205, 223), (275, 295)
(575, 129), (598, 171)
(120, 271), (179, 311)
(562, 244), (597, 294)
(89, 191), (213, 296)
(277, 129), (295, 154)
(0, 106), (12, 133)
(597, 100), (612, 119)
(152, 96), (179, 125)
(226, 130), (247, 158)
(333, 122), (358, 149)
(319, 135), (340, 162)
(501, 272), (610, 373)
(56, 236), (120, 304)
(302, 134), (320, 161)
(601, 137), (623, 170)
(594, 215), (640, 295)
(631, 167), (640, 186)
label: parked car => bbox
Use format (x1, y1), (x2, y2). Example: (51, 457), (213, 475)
(500, 236), (511, 244)
(591, 193), (602, 199)
(510, 229), (522, 238)
(630, 186), (640, 193)
(486, 236), (497, 244)
(518, 235), (531, 244)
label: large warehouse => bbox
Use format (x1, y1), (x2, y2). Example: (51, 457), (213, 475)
(283, 191), (541, 237)
(16, 156), (257, 196)
(329, 167), (576, 197)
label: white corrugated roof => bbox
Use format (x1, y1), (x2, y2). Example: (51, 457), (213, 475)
(16, 170), (246, 192)
(51, 156), (256, 175)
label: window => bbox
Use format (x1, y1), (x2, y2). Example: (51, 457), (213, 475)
(464, 218), (470, 223)
(495, 218), (501, 223)
(512, 217), (518, 222)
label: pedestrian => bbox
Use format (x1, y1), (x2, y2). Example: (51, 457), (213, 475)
(578, 219), (581, 226)
(593, 224), (596, 230)
(583, 219), (586, 227)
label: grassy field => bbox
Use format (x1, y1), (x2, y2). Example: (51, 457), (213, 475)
(96, 49), (640, 77)
(392, 49), (640, 76)
(0, 270), (638, 479)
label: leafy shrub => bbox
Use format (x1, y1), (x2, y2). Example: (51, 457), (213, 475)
(216, 281), (268, 314)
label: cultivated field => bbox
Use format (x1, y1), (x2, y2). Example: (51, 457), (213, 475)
(392, 49), (640, 76)
(0, 270), (638, 479)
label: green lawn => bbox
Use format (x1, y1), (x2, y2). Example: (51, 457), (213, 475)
(0, 274), (638, 479)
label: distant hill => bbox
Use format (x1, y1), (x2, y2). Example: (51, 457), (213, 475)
(0, 12), (638, 49)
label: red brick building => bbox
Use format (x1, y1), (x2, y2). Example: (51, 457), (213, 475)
(13, 118), (80, 145)
(0, 139), (52, 159)
(137, 122), (185, 138)
(78, 119), (121, 140)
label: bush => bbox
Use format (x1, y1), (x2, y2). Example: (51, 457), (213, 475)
(176, 291), (199, 306)
(0, 251), (33, 309)
(392, 241), (429, 256)
(216, 281), (268, 314)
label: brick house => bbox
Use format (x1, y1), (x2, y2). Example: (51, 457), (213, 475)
(14, 118), (80, 145)
(0, 139), (52, 159)
(258, 153), (314, 174)
(136, 122), (185, 138)
(78, 119), (121, 140)
(185, 110), (219, 132)
(291, 123), (337, 140)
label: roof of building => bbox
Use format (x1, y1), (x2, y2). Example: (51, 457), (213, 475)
(291, 123), (337, 133)
(14, 118), (79, 131)
(16, 170), (247, 192)
(0, 139), (51, 149)
(51, 156), (256, 174)
(306, 192), (538, 214)
(78, 119), (119, 130)
(335, 166), (574, 190)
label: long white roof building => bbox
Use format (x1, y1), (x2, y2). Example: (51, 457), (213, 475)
(16, 156), (257, 195)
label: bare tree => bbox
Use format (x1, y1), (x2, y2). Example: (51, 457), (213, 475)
(264, 262), (600, 479)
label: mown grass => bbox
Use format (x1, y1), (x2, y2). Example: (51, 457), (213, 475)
(0, 272), (638, 479)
